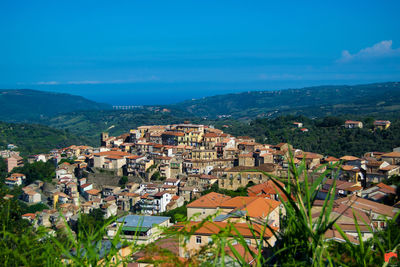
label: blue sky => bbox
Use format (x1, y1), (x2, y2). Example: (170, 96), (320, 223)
(1, 1), (399, 104)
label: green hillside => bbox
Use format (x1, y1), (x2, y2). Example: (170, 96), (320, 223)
(0, 121), (92, 155)
(170, 82), (400, 119)
(0, 89), (110, 122)
(47, 109), (193, 141)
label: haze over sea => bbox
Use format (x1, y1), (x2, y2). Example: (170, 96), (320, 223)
(21, 78), (394, 106)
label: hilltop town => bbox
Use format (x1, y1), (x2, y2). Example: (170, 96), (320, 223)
(2, 121), (400, 264)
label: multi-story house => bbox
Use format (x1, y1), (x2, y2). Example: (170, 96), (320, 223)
(108, 215), (171, 244)
(365, 160), (400, 183)
(92, 151), (132, 175)
(219, 163), (277, 190)
(381, 151), (400, 165)
(177, 221), (276, 258)
(5, 154), (24, 172)
(344, 120), (363, 129)
(125, 155), (149, 176)
(373, 120), (391, 130)
(102, 185), (121, 197)
(116, 192), (140, 211)
(191, 149), (217, 161)
(161, 131), (185, 146)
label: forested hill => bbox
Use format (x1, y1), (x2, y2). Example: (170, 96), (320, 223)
(0, 89), (111, 122)
(0, 121), (92, 155)
(218, 115), (400, 158)
(170, 82), (400, 119)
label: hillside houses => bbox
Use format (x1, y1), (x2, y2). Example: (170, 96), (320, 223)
(5, 120), (399, 265)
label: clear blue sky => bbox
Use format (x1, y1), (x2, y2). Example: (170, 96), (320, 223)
(1, 1), (399, 104)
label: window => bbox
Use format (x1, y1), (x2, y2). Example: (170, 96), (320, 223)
(196, 236), (202, 244)
(245, 239), (251, 245)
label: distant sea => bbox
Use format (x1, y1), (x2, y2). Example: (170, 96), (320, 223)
(16, 80), (376, 105)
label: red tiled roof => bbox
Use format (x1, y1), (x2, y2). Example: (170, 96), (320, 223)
(86, 189), (101, 195)
(187, 192), (231, 208)
(177, 221), (276, 238)
(92, 151), (132, 157)
(247, 180), (288, 201)
(381, 151), (400, 158)
(377, 183), (396, 194)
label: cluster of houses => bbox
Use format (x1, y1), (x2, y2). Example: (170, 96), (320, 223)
(2, 122), (400, 265)
(344, 119), (391, 129)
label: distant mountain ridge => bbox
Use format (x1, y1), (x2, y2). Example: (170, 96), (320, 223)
(0, 89), (111, 122)
(170, 82), (400, 118)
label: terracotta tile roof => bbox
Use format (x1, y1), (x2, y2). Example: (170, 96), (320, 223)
(345, 120), (362, 124)
(163, 131), (185, 137)
(377, 183), (396, 194)
(324, 229), (359, 244)
(106, 155), (123, 159)
(92, 151), (132, 157)
(219, 196), (259, 208)
(380, 165), (399, 171)
(203, 132), (220, 138)
(340, 155), (360, 161)
(80, 183), (92, 189)
(325, 156), (339, 162)
(187, 192), (231, 208)
(238, 136), (253, 140)
(225, 244), (259, 264)
(177, 221), (276, 238)
(238, 153), (253, 158)
(199, 174), (217, 180)
(11, 173), (25, 177)
(335, 195), (398, 218)
(86, 189), (101, 195)
(239, 142), (256, 146)
(381, 151), (400, 158)
(344, 186), (362, 192)
(341, 165), (359, 171)
(366, 160), (383, 167)
(22, 213), (36, 219)
(155, 156), (172, 160)
(104, 196), (116, 202)
(154, 191), (169, 197)
(247, 180), (288, 201)
(165, 178), (179, 183)
(230, 197), (281, 218)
